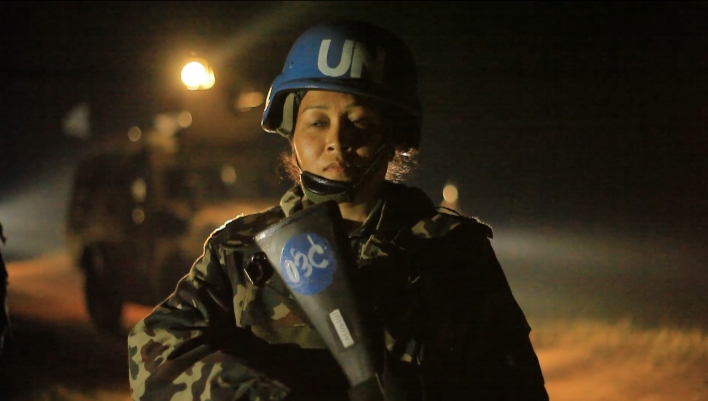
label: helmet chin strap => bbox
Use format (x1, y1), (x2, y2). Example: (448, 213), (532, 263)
(299, 143), (390, 204)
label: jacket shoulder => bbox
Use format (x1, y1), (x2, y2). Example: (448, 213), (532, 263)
(410, 210), (493, 240)
(207, 206), (285, 248)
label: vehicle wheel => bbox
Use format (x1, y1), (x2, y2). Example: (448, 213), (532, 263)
(81, 244), (124, 335)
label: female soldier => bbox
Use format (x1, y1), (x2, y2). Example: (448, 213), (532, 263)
(128, 20), (548, 401)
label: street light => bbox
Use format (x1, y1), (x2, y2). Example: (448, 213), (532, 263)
(181, 59), (215, 90)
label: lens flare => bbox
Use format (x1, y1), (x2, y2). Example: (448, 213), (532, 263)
(127, 126), (142, 142)
(221, 165), (237, 185)
(442, 183), (459, 203)
(181, 62), (208, 90)
(177, 111), (192, 128)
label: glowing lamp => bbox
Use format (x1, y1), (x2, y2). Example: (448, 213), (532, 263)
(181, 60), (215, 90)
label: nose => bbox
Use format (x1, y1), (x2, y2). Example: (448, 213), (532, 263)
(325, 120), (354, 153)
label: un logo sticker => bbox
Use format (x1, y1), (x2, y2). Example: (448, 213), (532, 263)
(280, 233), (336, 295)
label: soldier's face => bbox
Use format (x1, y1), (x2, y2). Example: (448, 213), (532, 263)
(292, 90), (388, 185)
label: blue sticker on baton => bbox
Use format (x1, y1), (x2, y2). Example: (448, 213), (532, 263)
(280, 233), (337, 295)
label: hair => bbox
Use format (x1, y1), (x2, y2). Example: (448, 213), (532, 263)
(279, 146), (419, 184)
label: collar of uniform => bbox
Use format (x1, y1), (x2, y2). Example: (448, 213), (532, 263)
(348, 198), (384, 239)
(279, 184), (384, 238)
(374, 182), (437, 241)
(278, 182), (436, 237)
(279, 185), (311, 217)
(355, 184), (437, 261)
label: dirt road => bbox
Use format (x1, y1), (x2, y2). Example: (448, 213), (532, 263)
(1, 253), (147, 400)
(2, 252), (707, 400)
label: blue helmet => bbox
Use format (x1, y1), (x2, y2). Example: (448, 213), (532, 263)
(261, 20), (422, 149)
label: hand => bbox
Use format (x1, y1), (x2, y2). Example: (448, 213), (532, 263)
(261, 345), (349, 400)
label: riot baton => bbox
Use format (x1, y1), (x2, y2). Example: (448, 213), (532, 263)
(255, 200), (385, 401)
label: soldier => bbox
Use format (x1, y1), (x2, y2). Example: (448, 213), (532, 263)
(0, 222), (9, 354)
(128, 20), (548, 400)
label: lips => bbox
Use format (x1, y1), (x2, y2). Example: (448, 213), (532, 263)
(324, 163), (343, 172)
(323, 161), (359, 178)
(324, 161), (353, 172)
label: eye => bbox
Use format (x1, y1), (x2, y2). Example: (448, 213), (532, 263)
(351, 117), (375, 129)
(349, 108), (383, 131)
(305, 119), (328, 128)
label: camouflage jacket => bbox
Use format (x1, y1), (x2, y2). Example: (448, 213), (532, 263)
(128, 183), (548, 401)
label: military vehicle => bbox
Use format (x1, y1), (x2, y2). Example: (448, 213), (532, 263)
(66, 76), (286, 332)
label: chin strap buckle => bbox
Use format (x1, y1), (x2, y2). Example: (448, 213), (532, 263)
(300, 172), (356, 204)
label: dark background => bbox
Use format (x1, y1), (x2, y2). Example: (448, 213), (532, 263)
(1, 1), (707, 328)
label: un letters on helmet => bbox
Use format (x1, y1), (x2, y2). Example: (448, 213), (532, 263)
(317, 39), (385, 83)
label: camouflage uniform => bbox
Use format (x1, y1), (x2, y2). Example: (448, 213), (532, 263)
(128, 183), (548, 400)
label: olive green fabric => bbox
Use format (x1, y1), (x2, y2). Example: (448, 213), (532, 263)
(128, 183), (548, 400)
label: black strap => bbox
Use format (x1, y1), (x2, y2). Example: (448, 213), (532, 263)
(225, 249), (313, 328)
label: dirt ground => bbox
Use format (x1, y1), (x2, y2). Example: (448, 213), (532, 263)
(3, 253), (707, 400)
(533, 319), (708, 401)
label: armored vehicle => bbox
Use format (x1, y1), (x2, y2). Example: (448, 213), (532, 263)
(66, 89), (283, 333)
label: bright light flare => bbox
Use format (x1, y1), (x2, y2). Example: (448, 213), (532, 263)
(181, 62), (207, 89)
(235, 91), (265, 112)
(177, 111), (192, 128)
(127, 126), (142, 142)
(221, 165), (237, 185)
(154, 113), (180, 137)
(443, 183), (459, 203)
(0, 163), (76, 260)
(131, 178), (147, 203)
(132, 207), (145, 224)
(181, 61), (215, 90)
(202, 70), (215, 90)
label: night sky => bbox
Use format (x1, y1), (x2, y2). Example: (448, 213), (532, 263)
(1, 1), (707, 301)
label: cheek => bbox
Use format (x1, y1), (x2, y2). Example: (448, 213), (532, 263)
(293, 135), (322, 171)
(356, 136), (385, 159)
(355, 148), (373, 160)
